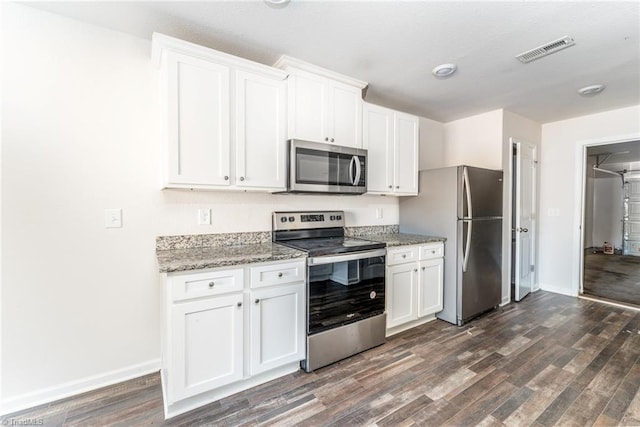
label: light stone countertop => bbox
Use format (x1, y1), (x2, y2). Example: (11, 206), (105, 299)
(359, 233), (446, 247)
(157, 242), (306, 273)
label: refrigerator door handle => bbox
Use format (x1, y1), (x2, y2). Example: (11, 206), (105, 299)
(463, 219), (472, 272)
(463, 166), (473, 219)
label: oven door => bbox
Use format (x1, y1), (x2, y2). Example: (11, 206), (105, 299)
(307, 249), (386, 335)
(289, 139), (367, 194)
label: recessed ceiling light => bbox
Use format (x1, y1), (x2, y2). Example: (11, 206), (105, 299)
(578, 84), (605, 96)
(264, 0), (290, 7)
(432, 63), (457, 79)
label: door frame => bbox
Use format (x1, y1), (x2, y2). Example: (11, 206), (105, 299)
(513, 140), (538, 301)
(573, 133), (640, 296)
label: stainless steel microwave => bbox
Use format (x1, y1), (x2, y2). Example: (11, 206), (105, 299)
(286, 139), (367, 194)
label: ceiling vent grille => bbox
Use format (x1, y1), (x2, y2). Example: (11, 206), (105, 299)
(515, 36), (575, 63)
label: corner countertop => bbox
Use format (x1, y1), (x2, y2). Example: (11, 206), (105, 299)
(157, 243), (307, 273)
(359, 233), (446, 247)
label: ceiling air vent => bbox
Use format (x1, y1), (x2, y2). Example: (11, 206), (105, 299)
(515, 36), (575, 63)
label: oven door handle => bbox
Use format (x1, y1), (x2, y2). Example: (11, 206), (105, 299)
(307, 248), (387, 265)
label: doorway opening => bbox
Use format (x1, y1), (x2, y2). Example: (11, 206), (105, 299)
(510, 139), (537, 302)
(581, 140), (640, 308)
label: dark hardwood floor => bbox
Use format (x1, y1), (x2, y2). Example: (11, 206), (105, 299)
(3, 291), (640, 426)
(584, 252), (640, 307)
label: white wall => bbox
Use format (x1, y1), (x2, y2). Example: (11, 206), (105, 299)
(539, 105), (640, 296)
(443, 109), (503, 169)
(0, 4), (400, 413)
(419, 117), (445, 170)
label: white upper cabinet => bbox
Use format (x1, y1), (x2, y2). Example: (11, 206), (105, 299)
(363, 103), (419, 196)
(275, 56), (366, 148)
(153, 33), (288, 192)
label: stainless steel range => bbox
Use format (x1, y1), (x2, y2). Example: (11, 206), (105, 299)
(273, 211), (387, 372)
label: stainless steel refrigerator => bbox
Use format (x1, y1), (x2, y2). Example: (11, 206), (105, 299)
(399, 166), (503, 326)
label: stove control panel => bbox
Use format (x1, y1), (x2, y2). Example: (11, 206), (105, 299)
(273, 211), (345, 231)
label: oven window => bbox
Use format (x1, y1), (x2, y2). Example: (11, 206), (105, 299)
(296, 148), (365, 187)
(307, 255), (385, 335)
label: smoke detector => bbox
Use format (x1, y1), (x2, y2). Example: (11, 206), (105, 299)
(515, 36), (575, 63)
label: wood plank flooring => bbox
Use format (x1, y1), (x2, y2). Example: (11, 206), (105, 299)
(3, 291), (640, 426)
(583, 252), (640, 307)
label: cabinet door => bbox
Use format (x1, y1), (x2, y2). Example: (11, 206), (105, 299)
(386, 263), (418, 328)
(363, 103), (394, 193)
(250, 283), (305, 375)
(394, 112), (419, 195)
(169, 293), (243, 402)
(235, 70), (287, 190)
(418, 258), (444, 317)
(287, 72), (326, 142)
(166, 52), (230, 186)
(326, 81), (363, 148)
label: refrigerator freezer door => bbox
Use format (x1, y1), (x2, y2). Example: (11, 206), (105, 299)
(457, 218), (502, 325)
(459, 166), (504, 219)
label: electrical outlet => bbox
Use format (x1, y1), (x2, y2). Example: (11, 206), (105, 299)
(198, 208), (211, 225)
(547, 208), (560, 217)
(105, 209), (122, 228)
(376, 208), (383, 219)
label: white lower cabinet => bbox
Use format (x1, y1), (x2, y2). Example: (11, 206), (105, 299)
(170, 293), (244, 402)
(385, 243), (444, 335)
(162, 259), (306, 418)
(249, 283), (305, 375)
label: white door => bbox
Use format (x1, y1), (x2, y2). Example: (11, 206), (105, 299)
(326, 81), (362, 148)
(417, 258), (444, 317)
(166, 52), (230, 186)
(287, 72), (326, 142)
(170, 293), (243, 402)
(386, 263), (418, 328)
(394, 112), (419, 195)
(514, 141), (537, 301)
(249, 283), (305, 375)
(362, 103), (393, 193)
(235, 70), (287, 190)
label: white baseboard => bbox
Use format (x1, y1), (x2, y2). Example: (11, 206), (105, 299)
(1, 359), (161, 416)
(538, 283), (578, 297)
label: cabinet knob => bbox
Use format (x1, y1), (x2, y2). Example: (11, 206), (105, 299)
(422, 266), (426, 270)
(240, 176), (245, 181)
(278, 272), (283, 277)
(208, 281), (215, 288)
(330, 138), (335, 142)
(224, 176), (229, 181)
(402, 254), (407, 258)
(432, 250), (436, 254)
(255, 299), (260, 304)
(388, 185), (393, 189)
(237, 302), (242, 307)
(325, 137), (329, 142)
(414, 268), (418, 272)
(396, 186), (400, 189)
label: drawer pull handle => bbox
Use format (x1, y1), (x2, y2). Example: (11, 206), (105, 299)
(208, 281), (215, 288)
(237, 302), (242, 307)
(278, 272), (283, 278)
(255, 299), (260, 304)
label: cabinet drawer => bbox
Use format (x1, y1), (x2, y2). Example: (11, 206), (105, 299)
(170, 269), (244, 301)
(420, 243), (444, 260)
(250, 261), (305, 289)
(386, 246), (419, 266)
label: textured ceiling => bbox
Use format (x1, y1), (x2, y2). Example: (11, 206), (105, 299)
(24, 1), (640, 124)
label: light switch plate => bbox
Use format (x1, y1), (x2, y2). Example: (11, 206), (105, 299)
(547, 208), (560, 217)
(375, 208), (383, 219)
(105, 209), (122, 228)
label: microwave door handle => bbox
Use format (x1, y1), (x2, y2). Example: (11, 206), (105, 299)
(353, 156), (362, 186)
(349, 155), (356, 185)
